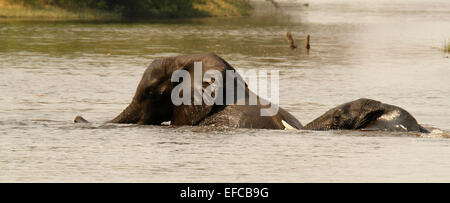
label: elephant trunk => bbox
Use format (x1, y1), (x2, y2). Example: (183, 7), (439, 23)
(109, 99), (142, 124)
(301, 119), (327, 130)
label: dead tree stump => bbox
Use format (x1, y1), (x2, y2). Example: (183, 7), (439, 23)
(286, 32), (297, 49)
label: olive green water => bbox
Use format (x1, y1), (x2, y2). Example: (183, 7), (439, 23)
(1, 0), (450, 182)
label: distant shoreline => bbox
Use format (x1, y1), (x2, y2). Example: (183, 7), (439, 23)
(0, 0), (252, 21)
(0, 0), (120, 20)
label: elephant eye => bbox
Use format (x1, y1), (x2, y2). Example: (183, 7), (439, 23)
(146, 85), (158, 96)
(147, 89), (154, 97)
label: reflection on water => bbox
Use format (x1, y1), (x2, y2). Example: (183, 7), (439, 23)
(1, 0), (450, 182)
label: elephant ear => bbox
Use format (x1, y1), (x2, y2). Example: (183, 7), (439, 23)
(170, 57), (227, 126)
(354, 99), (385, 129)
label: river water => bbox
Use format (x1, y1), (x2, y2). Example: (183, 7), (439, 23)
(1, 0), (450, 182)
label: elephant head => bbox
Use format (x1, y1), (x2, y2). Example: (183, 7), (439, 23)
(302, 98), (385, 130)
(109, 53), (234, 126)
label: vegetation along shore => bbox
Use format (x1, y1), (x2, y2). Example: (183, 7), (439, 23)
(0, 0), (253, 20)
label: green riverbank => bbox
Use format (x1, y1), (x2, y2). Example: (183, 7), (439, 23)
(0, 0), (252, 20)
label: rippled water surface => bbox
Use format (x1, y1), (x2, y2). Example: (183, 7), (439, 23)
(1, 0), (450, 182)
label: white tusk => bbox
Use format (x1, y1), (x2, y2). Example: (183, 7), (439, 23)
(282, 120), (295, 130)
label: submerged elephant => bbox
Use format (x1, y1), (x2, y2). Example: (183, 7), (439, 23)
(75, 53), (303, 130)
(302, 98), (429, 133)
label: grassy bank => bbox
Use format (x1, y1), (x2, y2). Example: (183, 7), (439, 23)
(0, 0), (120, 20)
(194, 0), (252, 17)
(0, 0), (252, 20)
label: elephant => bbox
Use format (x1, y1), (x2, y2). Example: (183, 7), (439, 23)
(301, 98), (429, 133)
(74, 53), (303, 130)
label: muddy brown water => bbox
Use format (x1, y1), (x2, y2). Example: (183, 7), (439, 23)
(1, 0), (450, 182)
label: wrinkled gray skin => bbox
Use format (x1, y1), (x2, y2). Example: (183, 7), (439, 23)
(302, 98), (429, 133)
(75, 53), (303, 130)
